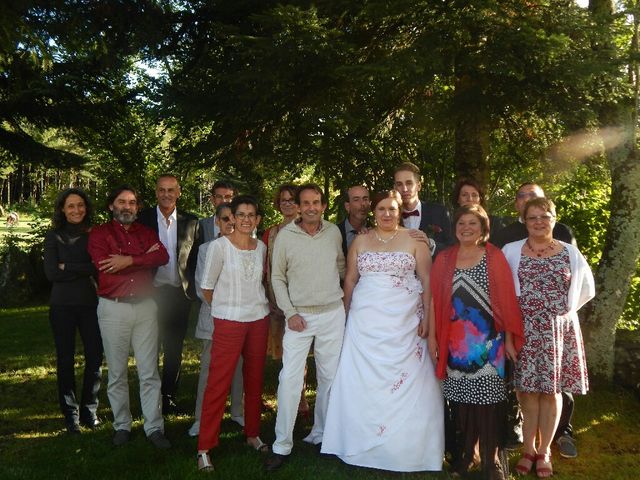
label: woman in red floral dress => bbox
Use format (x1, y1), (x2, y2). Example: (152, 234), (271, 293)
(502, 198), (594, 478)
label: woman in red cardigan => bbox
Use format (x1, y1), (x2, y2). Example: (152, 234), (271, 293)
(429, 205), (524, 480)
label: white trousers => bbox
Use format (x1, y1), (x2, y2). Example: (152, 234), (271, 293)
(97, 297), (163, 435)
(272, 305), (346, 455)
(193, 338), (244, 422)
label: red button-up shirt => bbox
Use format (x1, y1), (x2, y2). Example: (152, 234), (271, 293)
(88, 219), (169, 299)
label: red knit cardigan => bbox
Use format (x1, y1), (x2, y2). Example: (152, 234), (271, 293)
(430, 243), (525, 380)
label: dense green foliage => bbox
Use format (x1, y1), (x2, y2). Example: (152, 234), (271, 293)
(2, 2), (640, 340)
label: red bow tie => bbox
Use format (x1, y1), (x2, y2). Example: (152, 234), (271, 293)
(402, 210), (419, 219)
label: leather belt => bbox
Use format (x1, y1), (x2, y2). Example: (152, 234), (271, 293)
(101, 296), (146, 304)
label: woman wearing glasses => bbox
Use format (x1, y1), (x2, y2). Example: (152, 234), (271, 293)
(502, 198), (594, 478)
(197, 196), (270, 471)
(189, 203), (245, 436)
(262, 184), (311, 417)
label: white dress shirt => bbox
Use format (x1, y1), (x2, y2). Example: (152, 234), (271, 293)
(154, 206), (180, 287)
(402, 201), (422, 230)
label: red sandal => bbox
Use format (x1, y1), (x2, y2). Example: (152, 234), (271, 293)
(535, 452), (553, 478)
(515, 452), (536, 475)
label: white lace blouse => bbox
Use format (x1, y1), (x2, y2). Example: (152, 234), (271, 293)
(200, 236), (269, 322)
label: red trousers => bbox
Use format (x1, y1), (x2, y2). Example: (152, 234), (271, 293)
(198, 316), (269, 451)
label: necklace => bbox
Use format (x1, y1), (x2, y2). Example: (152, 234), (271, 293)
(526, 239), (556, 257)
(374, 228), (399, 244)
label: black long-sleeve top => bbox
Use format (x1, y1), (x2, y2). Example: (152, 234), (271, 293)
(43, 224), (98, 306)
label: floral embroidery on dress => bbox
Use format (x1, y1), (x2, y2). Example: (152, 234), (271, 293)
(391, 371), (409, 393)
(358, 251), (422, 296)
(377, 425), (387, 437)
(415, 342), (424, 361)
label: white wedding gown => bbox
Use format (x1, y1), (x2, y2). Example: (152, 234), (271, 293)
(321, 251), (444, 472)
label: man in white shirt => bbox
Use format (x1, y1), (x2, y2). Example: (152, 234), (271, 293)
(138, 174), (201, 415)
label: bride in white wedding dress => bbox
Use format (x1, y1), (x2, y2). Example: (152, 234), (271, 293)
(321, 190), (444, 472)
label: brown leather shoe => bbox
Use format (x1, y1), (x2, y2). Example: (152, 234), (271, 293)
(264, 453), (288, 472)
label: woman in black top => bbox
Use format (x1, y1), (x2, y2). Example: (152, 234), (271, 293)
(44, 188), (103, 433)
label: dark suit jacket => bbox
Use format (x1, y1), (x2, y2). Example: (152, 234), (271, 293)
(337, 220), (349, 258)
(418, 200), (452, 256)
(491, 220), (576, 249)
(137, 207), (201, 299)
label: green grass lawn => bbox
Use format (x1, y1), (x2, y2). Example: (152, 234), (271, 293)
(0, 306), (639, 479)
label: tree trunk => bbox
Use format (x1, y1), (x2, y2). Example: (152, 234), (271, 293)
(454, 113), (490, 186)
(582, 0), (640, 384)
(583, 121), (640, 384)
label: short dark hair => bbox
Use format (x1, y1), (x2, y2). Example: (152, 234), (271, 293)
(393, 162), (421, 180)
(273, 184), (297, 210)
(106, 185), (139, 210)
(52, 188), (93, 231)
(211, 180), (237, 196)
(295, 183), (326, 205)
(215, 203), (231, 217)
(453, 205), (490, 246)
(229, 194), (261, 216)
(516, 182), (542, 196)
(452, 177), (485, 207)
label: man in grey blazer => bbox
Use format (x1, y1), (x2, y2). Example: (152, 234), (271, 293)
(138, 174), (201, 415)
(199, 180), (237, 242)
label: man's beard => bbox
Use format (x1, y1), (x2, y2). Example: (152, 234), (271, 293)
(113, 208), (137, 225)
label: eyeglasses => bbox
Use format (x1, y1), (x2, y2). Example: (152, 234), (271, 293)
(234, 212), (257, 220)
(214, 194), (234, 201)
(280, 199), (295, 205)
(517, 192), (540, 200)
(219, 216), (231, 222)
(525, 214), (555, 223)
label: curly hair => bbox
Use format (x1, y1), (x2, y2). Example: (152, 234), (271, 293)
(52, 188), (93, 231)
(273, 184), (297, 211)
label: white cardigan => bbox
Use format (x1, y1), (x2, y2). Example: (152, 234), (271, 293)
(502, 239), (595, 313)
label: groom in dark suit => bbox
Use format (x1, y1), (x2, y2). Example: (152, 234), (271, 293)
(138, 174), (201, 415)
(393, 162), (452, 256)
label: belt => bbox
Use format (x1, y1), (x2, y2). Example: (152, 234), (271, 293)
(101, 296), (146, 305)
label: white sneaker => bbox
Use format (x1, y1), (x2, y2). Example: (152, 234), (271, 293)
(188, 421), (200, 437)
(302, 432), (322, 445)
(230, 415), (245, 427)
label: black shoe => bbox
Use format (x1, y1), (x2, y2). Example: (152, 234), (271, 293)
(162, 397), (178, 416)
(80, 415), (100, 430)
(265, 453), (289, 472)
(113, 429), (131, 446)
(66, 421), (81, 435)
(148, 430), (171, 449)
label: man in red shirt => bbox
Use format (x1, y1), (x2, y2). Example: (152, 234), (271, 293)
(88, 185), (171, 448)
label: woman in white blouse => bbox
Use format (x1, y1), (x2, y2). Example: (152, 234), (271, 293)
(196, 196), (270, 472)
